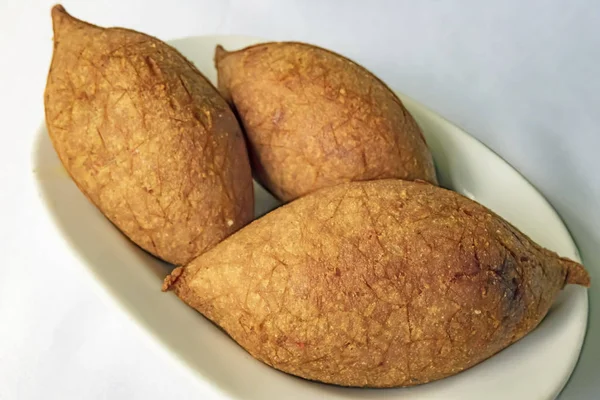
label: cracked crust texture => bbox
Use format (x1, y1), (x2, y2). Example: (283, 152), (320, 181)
(164, 179), (589, 387)
(44, 6), (254, 265)
(215, 42), (438, 202)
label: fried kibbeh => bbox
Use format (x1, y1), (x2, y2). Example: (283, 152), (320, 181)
(44, 6), (253, 265)
(215, 42), (437, 202)
(163, 179), (589, 387)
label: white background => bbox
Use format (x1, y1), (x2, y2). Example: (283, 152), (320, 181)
(0, 0), (598, 398)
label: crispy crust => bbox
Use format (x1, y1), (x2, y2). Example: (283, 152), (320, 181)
(45, 6), (254, 265)
(165, 179), (589, 387)
(215, 42), (438, 201)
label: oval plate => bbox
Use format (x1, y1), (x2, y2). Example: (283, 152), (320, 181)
(34, 35), (588, 400)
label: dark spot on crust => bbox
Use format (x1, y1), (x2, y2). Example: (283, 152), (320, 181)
(511, 278), (520, 301)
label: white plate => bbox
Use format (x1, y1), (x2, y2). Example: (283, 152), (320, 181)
(33, 35), (588, 400)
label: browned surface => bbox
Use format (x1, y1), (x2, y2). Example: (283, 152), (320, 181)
(164, 179), (589, 387)
(215, 42), (438, 202)
(44, 6), (254, 265)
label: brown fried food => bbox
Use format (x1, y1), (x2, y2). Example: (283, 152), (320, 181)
(163, 179), (589, 387)
(44, 6), (254, 265)
(215, 42), (438, 202)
